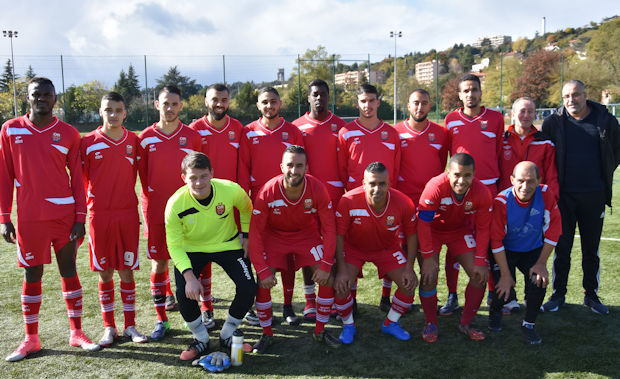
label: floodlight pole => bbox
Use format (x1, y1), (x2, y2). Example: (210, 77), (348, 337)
(390, 31), (402, 124)
(3, 30), (18, 117)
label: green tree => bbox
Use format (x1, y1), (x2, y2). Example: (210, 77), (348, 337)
(483, 56), (523, 109)
(114, 64), (142, 105)
(229, 82), (258, 124)
(587, 17), (620, 85)
(442, 76), (461, 112)
(511, 49), (561, 107)
(155, 66), (201, 98)
(24, 65), (36, 81)
(64, 80), (109, 125)
(0, 59), (17, 92)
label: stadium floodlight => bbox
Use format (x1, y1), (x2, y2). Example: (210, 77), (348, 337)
(389, 31), (402, 124)
(3, 30), (19, 117)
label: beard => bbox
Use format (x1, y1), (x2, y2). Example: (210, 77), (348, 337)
(208, 107), (227, 121)
(413, 114), (427, 122)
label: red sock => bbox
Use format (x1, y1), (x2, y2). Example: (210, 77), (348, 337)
(120, 280), (136, 329)
(22, 281), (42, 336)
(335, 292), (354, 322)
(419, 288), (438, 324)
(150, 272), (168, 322)
(61, 275), (83, 331)
(281, 268), (295, 306)
(98, 280), (115, 328)
(384, 289), (414, 325)
(164, 268), (173, 297)
(255, 287), (273, 336)
(382, 278), (392, 298)
(199, 263), (213, 312)
(461, 283), (485, 325)
(315, 285), (334, 334)
(446, 254), (459, 293)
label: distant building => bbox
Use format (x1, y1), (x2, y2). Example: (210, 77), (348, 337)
(277, 68), (285, 82)
(472, 35), (512, 48)
(471, 57), (490, 73)
(335, 69), (385, 88)
(471, 72), (486, 88)
(415, 60), (440, 84)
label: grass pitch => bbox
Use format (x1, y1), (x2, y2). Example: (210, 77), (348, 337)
(0, 174), (619, 379)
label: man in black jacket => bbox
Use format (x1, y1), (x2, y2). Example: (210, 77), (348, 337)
(540, 80), (620, 315)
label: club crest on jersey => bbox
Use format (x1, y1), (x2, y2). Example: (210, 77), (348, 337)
(331, 123), (338, 133)
(480, 121), (488, 130)
(228, 131), (236, 141)
(465, 201), (473, 210)
(503, 149), (512, 160)
(381, 130), (389, 140)
(179, 136), (187, 146)
(282, 131), (289, 141)
(216, 203), (225, 215)
(126, 144), (133, 155)
(304, 199), (313, 209)
(386, 215), (395, 226)
(52, 132), (61, 142)
(428, 132), (436, 142)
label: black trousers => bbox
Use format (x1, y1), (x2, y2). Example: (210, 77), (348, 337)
(490, 247), (546, 323)
(552, 191), (605, 298)
(174, 250), (256, 322)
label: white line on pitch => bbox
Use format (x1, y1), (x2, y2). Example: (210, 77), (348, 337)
(575, 235), (620, 242)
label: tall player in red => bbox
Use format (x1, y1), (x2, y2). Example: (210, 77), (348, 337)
(189, 83), (244, 329)
(417, 153), (492, 342)
(239, 87), (304, 325)
(249, 146), (341, 353)
(292, 79), (346, 321)
(138, 85), (202, 340)
(81, 92), (148, 347)
(441, 74), (504, 315)
(334, 162), (419, 344)
(1, 77), (99, 362)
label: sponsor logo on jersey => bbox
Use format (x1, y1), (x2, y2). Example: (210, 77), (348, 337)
(25, 252), (34, 260)
(304, 199), (313, 209)
(252, 209), (261, 215)
(253, 138), (259, 144)
(15, 136), (23, 144)
(282, 131), (289, 141)
(273, 208), (281, 215)
(381, 130), (389, 140)
(465, 201), (473, 210)
(331, 124), (338, 133)
(126, 144), (133, 155)
(335, 211), (342, 217)
(216, 202), (225, 215)
(228, 131), (236, 141)
(100, 257), (107, 265)
(52, 132), (61, 142)
(150, 245), (157, 254)
(424, 199), (434, 205)
(480, 121), (488, 130)
(179, 136), (187, 146)
(428, 132), (436, 142)
(386, 215), (395, 226)
(503, 149), (512, 160)
(95, 151), (103, 160)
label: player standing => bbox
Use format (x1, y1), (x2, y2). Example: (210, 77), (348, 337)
(1, 77), (99, 362)
(81, 92), (148, 346)
(292, 79), (346, 321)
(417, 153), (492, 341)
(334, 162), (418, 344)
(189, 83), (244, 328)
(138, 85), (202, 340)
(249, 146), (341, 353)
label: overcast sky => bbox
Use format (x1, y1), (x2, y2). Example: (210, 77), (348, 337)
(1, 0), (618, 90)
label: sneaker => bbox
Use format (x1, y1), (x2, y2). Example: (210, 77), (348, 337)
(458, 324), (485, 341)
(339, 324), (356, 344)
(98, 327), (118, 347)
(422, 322), (438, 343)
(165, 295), (178, 311)
(5, 337), (41, 362)
(124, 326), (148, 343)
(202, 310), (215, 329)
(439, 293), (460, 316)
(488, 309), (503, 332)
(379, 296), (391, 312)
(521, 324), (542, 345)
(583, 295), (610, 315)
(313, 330), (342, 348)
(252, 334), (273, 354)
(382, 321), (411, 341)
(150, 321), (170, 341)
(282, 304), (301, 326)
(244, 309), (260, 326)
(179, 339), (209, 361)
(219, 336), (232, 349)
(541, 295), (565, 312)
(503, 300), (521, 315)
(303, 301), (317, 322)
(70, 330), (100, 352)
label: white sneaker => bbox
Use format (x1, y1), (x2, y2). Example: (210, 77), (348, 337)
(98, 327), (118, 347)
(124, 326), (148, 343)
(502, 300), (521, 315)
(70, 330), (100, 352)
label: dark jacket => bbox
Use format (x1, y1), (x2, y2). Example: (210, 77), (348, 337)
(541, 100), (620, 207)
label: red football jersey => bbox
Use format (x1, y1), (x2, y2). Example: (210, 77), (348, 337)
(81, 127), (139, 212)
(394, 119), (448, 204)
(238, 118), (304, 198)
(498, 125), (559, 199)
(188, 115), (243, 182)
(417, 172), (492, 266)
(336, 186), (416, 252)
(292, 112), (346, 202)
(137, 122), (202, 225)
(444, 107), (504, 191)
(249, 174), (336, 280)
(338, 119), (401, 191)
(0, 115), (86, 223)
(491, 184), (561, 252)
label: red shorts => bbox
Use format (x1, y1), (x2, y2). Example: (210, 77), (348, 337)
(343, 243), (408, 279)
(263, 234), (323, 271)
(88, 210), (140, 271)
(16, 218), (74, 267)
(144, 222), (170, 260)
(432, 228), (476, 258)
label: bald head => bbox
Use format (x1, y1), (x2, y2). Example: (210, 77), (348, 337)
(511, 161), (540, 201)
(513, 161), (540, 180)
